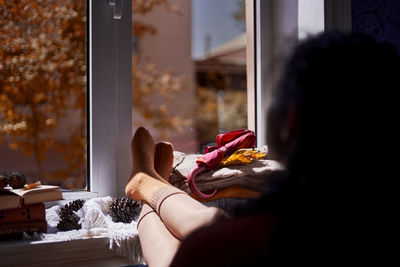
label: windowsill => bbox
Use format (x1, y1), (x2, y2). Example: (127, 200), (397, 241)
(0, 236), (136, 266)
(1, 191), (141, 265)
(62, 190), (99, 200)
(44, 190), (99, 209)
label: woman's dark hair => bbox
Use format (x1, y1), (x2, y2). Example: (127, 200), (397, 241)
(275, 32), (400, 167)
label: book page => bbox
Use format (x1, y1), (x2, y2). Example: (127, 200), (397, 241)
(1, 185), (62, 207)
(10, 185), (60, 197)
(23, 190), (63, 205)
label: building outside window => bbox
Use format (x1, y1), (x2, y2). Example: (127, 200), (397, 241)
(132, 0), (248, 153)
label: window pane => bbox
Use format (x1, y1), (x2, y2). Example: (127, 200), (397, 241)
(0, 0), (87, 189)
(132, 0), (247, 153)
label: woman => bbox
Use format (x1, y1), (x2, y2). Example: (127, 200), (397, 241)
(126, 32), (400, 266)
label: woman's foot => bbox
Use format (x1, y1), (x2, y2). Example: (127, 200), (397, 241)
(154, 142), (174, 182)
(129, 127), (164, 180)
(126, 172), (166, 202)
(126, 127), (166, 201)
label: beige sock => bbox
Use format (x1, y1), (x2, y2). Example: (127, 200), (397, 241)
(149, 185), (187, 215)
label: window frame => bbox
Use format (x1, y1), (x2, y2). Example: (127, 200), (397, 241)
(62, 0), (132, 200)
(66, 0), (351, 200)
(0, 1), (133, 263)
(247, 0), (299, 147)
(247, 0), (351, 147)
(88, 0), (132, 198)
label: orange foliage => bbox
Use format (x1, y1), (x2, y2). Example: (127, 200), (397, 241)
(0, 0), (86, 183)
(133, 0), (182, 37)
(0, 0), (185, 186)
(132, 57), (191, 139)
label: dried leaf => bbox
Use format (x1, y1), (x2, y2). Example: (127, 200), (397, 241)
(219, 148), (266, 166)
(23, 180), (41, 190)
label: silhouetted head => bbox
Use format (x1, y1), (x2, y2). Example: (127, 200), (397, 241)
(264, 32), (400, 264)
(268, 32), (400, 173)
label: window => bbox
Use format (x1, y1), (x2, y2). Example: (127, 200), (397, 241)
(252, 0), (299, 146)
(0, 0), (133, 198)
(89, 0), (350, 198)
(0, 0), (87, 190)
(251, 0), (350, 146)
(0, 0), (351, 199)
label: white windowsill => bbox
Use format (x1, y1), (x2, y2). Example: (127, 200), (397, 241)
(43, 191), (99, 209)
(61, 190), (99, 200)
(1, 191), (140, 266)
(0, 236), (136, 266)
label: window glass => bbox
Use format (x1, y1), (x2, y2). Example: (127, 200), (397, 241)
(0, 0), (87, 189)
(132, 0), (247, 153)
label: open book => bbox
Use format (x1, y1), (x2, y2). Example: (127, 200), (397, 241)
(0, 185), (63, 210)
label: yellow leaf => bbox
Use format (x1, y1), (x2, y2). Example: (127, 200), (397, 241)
(219, 148), (266, 167)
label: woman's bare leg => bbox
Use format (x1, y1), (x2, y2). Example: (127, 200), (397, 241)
(130, 129), (180, 266)
(155, 192), (226, 240)
(126, 127), (226, 240)
(138, 204), (180, 267)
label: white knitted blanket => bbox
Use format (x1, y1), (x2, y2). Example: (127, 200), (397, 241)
(170, 147), (283, 194)
(42, 197), (143, 264)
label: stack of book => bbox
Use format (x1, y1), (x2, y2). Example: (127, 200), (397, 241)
(0, 185), (63, 240)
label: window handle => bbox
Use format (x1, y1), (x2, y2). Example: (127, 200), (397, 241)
(108, 0), (123, 19)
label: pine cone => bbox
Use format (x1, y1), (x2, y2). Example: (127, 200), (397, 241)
(109, 198), (139, 223)
(57, 199), (85, 231)
(8, 172), (26, 189)
(57, 213), (81, 231)
(59, 199), (85, 216)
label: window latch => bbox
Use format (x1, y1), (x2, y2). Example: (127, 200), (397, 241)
(108, 0), (123, 19)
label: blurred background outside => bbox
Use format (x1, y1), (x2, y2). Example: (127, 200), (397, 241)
(132, 0), (247, 152)
(0, 0), (248, 189)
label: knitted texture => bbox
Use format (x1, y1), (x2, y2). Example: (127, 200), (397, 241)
(43, 197), (144, 264)
(170, 146), (283, 194)
(149, 185), (187, 215)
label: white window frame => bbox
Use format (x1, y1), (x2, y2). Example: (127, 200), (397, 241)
(89, 0), (132, 198)
(247, 0), (351, 147)
(65, 0), (352, 200)
(247, 0), (299, 147)
(85, 0), (351, 199)
(63, 0), (132, 201)
(85, 0), (352, 199)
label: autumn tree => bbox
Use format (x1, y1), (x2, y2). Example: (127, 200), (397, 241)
(0, 0), (189, 187)
(0, 0), (86, 185)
